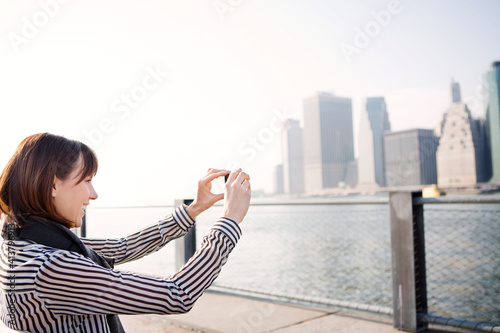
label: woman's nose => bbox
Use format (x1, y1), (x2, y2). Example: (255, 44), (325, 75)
(89, 185), (98, 200)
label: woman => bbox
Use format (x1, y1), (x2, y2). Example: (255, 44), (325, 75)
(0, 133), (251, 332)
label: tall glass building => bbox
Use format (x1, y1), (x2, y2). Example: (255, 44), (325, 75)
(450, 79), (462, 103)
(470, 118), (492, 183)
(384, 129), (438, 186)
(484, 61), (500, 183)
(303, 92), (354, 193)
(358, 97), (391, 187)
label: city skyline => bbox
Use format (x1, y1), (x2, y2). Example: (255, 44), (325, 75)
(278, 73), (498, 194)
(1, 1), (500, 205)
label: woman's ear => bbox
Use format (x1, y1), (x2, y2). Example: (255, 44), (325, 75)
(52, 177), (61, 198)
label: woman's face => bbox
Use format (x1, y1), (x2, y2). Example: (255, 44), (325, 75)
(51, 155), (98, 228)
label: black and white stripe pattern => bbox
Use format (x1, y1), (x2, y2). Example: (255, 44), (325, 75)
(0, 206), (241, 332)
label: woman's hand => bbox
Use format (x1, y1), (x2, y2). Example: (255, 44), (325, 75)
(223, 169), (251, 224)
(185, 169), (229, 220)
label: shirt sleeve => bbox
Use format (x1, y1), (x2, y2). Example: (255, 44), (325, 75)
(34, 218), (242, 316)
(81, 205), (195, 265)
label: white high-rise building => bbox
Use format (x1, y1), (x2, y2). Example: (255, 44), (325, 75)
(281, 119), (304, 194)
(437, 103), (478, 186)
(437, 80), (491, 186)
(358, 97), (391, 187)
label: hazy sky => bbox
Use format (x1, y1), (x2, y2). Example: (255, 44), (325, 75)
(1, 0), (499, 206)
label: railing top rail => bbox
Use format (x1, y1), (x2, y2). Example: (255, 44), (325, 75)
(88, 198), (390, 210)
(247, 198), (389, 206)
(86, 194), (500, 210)
(87, 205), (176, 210)
(413, 195), (500, 205)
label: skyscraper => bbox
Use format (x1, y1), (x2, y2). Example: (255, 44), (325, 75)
(484, 61), (500, 183)
(274, 164), (284, 195)
(384, 129), (438, 187)
(450, 79), (462, 104)
(358, 97), (391, 187)
(303, 92), (354, 193)
(281, 119), (304, 194)
(470, 118), (492, 183)
(436, 103), (483, 186)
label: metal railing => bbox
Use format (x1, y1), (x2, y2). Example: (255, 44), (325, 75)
(390, 193), (500, 332)
(84, 194), (500, 332)
(194, 200), (394, 313)
(200, 194), (499, 332)
(413, 195), (500, 332)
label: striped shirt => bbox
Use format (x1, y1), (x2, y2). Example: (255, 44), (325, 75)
(0, 205), (241, 332)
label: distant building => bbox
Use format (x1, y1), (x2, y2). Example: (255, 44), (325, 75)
(484, 61), (500, 183)
(471, 118), (492, 182)
(384, 129), (438, 187)
(358, 97), (391, 187)
(450, 79), (462, 103)
(436, 102), (490, 186)
(281, 119), (304, 194)
(274, 164), (284, 195)
(303, 92), (354, 193)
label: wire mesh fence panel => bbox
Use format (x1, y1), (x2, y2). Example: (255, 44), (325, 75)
(85, 206), (177, 276)
(196, 204), (392, 309)
(84, 200), (500, 326)
(424, 204), (500, 325)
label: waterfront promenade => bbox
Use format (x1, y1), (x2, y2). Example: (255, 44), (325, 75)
(120, 290), (401, 332)
(0, 290), (461, 332)
(118, 290), (466, 333)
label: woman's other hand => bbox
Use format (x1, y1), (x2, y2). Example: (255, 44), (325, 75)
(223, 169), (251, 224)
(185, 169), (229, 219)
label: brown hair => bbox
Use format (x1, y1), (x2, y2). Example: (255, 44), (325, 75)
(0, 133), (98, 228)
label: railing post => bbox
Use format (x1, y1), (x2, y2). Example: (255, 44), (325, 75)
(412, 191), (428, 329)
(174, 199), (196, 271)
(389, 191), (428, 332)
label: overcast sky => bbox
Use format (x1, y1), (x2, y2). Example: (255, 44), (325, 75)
(0, 0), (499, 206)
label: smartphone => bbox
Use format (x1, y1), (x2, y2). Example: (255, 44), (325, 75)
(224, 174), (230, 183)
